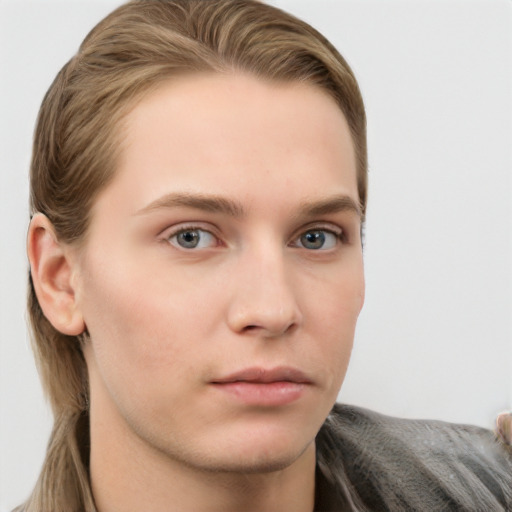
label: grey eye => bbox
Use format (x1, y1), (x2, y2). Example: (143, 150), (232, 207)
(298, 230), (337, 250)
(169, 229), (216, 249)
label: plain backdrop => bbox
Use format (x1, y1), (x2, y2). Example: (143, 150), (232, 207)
(1, 1), (511, 510)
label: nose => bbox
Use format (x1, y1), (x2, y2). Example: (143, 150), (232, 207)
(226, 248), (303, 338)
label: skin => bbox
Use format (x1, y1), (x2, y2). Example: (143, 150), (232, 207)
(29, 73), (365, 512)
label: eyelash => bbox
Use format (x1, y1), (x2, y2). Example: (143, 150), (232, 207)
(291, 226), (344, 251)
(163, 223), (345, 251)
(164, 224), (221, 250)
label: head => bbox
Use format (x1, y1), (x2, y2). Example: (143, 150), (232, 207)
(25, 1), (367, 510)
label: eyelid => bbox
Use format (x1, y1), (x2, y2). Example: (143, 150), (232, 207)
(289, 222), (345, 250)
(160, 222), (222, 247)
(158, 221), (346, 249)
(290, 222), (344, 241)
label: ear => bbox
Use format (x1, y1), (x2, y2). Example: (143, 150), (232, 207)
(27, 213), (85, 336)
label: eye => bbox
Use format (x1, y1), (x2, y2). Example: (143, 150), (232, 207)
(168, 228), (217, 250)
(294, 229), (340, 250)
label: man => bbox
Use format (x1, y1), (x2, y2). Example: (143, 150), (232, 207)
(10, 1), (512, 510)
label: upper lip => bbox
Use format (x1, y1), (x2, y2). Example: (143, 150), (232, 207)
(211, 366), (312, 384)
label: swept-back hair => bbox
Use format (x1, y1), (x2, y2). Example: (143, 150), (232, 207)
(22, 1), (366, 510)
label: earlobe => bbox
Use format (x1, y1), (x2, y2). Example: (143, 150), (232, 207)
(27, 213), (85, 336)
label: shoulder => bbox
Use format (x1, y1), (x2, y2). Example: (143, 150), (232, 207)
(316, 403), (512, 511)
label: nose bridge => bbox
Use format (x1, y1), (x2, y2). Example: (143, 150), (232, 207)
(227, 240), (302, 337)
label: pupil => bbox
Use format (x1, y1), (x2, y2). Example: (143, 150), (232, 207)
(302, 231), (325, 249)
(178, 230), (199, 248)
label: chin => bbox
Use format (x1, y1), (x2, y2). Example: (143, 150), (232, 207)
(213, 456), (302, 475)
(188, 441), (313, 475)
(137, 401), (324, 475)
(183, 426), (316, 475)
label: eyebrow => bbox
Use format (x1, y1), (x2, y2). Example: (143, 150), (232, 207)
(135, 192), (245, 218)
(298, 195), (361, 218)
(135, 192), (361, 219)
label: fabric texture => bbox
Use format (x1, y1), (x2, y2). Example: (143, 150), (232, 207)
(314, 403), (512, 511)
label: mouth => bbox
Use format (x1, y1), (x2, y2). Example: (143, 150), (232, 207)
(210, 367), (312, 406)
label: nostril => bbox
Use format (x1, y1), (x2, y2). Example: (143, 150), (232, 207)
(227, 300), (302, 337)
(241, 322), (297, 337)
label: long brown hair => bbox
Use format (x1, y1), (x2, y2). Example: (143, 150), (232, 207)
(22, 1), (367, 510)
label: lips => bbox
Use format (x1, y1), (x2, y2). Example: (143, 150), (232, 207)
(212, 366), (312, 384)
(210, 367), (312, 406)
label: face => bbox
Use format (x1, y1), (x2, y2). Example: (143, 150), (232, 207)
(76, 73), (364, 473)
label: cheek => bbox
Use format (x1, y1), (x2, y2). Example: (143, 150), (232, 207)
(303, 260), (364, 382)
(80, 274), (210, 430)
(309, 257), (365, 330)
(77, 257), (213, 393)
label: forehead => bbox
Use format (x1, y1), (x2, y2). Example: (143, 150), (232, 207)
(96, 72), (358, 218)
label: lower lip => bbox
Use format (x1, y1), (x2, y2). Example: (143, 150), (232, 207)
(211, 381), (307, 406)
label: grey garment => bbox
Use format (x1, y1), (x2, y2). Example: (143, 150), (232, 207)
(314, 403), (512, 512)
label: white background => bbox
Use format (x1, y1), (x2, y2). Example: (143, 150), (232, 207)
(1, 1), (511, 510)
